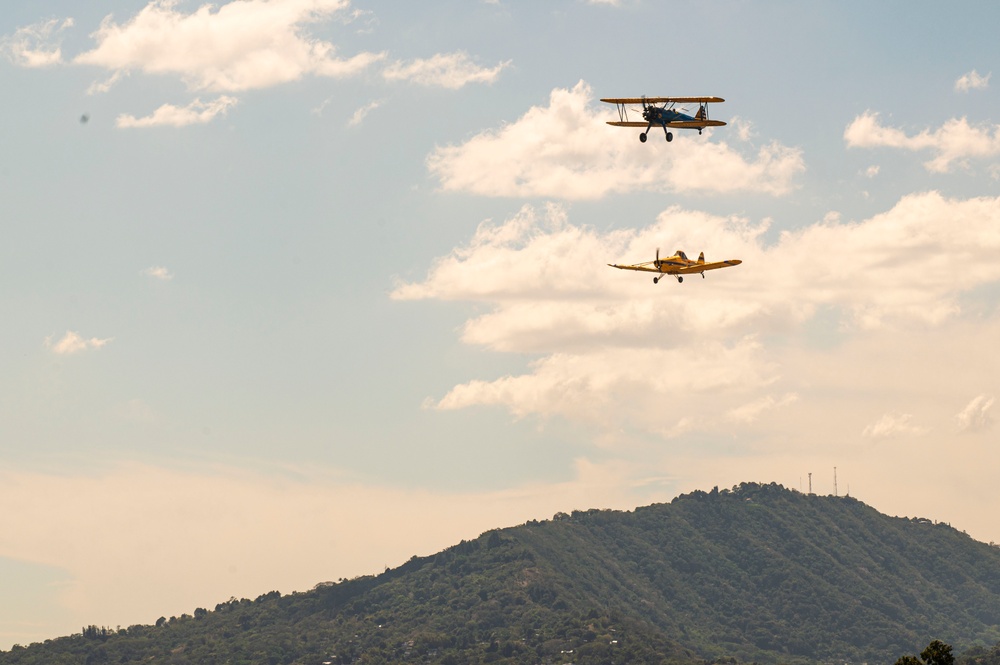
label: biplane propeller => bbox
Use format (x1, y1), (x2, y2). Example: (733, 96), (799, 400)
(600, 96), (726, 143)
(609, 248), (741, 284)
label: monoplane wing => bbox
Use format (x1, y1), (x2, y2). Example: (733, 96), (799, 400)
(600, 97), (725, 104)
(607, 262), (661, 273)
(673, 259), (742, 274)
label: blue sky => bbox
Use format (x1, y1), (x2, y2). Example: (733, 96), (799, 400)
(3, 0), (1000, 649)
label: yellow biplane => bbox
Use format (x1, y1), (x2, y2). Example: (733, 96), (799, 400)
(609, 249), (741, 284)
(601, 96), (725, 143)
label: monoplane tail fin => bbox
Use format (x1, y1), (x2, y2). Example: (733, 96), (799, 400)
(697, 252), (705, 264)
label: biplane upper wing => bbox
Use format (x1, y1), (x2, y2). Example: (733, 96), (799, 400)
(673, 259), (742, 274)
(600, 97), (725, 104)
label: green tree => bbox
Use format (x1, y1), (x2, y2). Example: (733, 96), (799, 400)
(922, 640), (956, 665)
(896, 640), (955, 665)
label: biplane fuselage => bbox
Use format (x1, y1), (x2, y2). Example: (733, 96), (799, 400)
(601, 96), (726, 144)
(608, 250), (741, 284)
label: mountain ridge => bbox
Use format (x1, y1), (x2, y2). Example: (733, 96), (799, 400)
(4, 482), (1000, 665)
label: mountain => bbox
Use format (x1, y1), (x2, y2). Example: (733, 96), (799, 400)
(4, 482), (1000, 665)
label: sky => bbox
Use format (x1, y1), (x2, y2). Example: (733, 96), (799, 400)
(2, 0), (1000, 649)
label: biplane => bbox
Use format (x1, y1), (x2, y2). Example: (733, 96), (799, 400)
(600, 96), (725, 143)
(608, 249), (741, 284)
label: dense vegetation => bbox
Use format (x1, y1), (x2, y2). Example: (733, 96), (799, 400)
(4, 483), (1000, 665)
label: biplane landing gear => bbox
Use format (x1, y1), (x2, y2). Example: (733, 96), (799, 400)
(676, 276), (684, 283)
(653, 276), (659, 284)
(665, 131), (673, 142)
(639, 132), (647, 143)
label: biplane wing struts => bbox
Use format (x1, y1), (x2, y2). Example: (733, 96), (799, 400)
(600, 96), (726, 143)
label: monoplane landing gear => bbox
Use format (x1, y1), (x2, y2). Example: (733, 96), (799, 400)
(665, 131), (673, 142)
(639, 132), (647, 143)
(653, 276), (659, 284)
(676, 275), (684, 283)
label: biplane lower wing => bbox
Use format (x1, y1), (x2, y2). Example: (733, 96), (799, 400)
(606, 120), (726, 128)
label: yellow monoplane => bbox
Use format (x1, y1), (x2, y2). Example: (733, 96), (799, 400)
(609, 249), (741, 284)
(601, 96), (726, 143)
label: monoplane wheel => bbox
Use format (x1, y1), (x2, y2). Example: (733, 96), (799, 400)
(653, 276), (659, 284)
(639, 133), (647, 143)
(677, 276), (684, 283)
(666, 132), (673, 142)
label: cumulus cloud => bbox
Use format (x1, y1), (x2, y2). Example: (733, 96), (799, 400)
(74, 0), (385, 92)
(1, 18), (74, 67)
(955, 70), (990, 92)
(957, 394), (995, 432)
(426, 80), (805, 200)
(393, 192), (1000, 438)
(142, 266), (174, 280)
(117, 96), (238, 128)
(46, 331), (112, 355)
(845, 110), (1000, 172)
(383, 52), (510, 89)
(862, 412), (927, 439)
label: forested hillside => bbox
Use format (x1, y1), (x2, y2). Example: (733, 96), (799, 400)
(4, 483), (1000, 665)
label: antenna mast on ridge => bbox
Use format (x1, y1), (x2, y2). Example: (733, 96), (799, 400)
(834, 467), (838, 497)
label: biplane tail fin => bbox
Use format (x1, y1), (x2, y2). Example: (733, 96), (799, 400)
(697, 251), (705, 264)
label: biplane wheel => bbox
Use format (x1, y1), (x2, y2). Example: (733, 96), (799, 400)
(653, 276), (659, 284)
(677, 276), (684, 283)
(639, 132), (647, 143)
(666, 132), (673, 142)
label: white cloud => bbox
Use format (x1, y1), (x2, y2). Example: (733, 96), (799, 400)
(862, 412), (927, 439)
(86, 70), (128, 95)
(46, 331), (112, 355)
(845, 110), (1000, 172)
(1, 18), (74, 68)
(117, 96), (238, 128)
(955, 69), (990, 92)
(383, 52), (510, 89)
(393, 192), (1000, 440)
(727, 393), (799, 424)
(863, 165), (880, 178)
(74, 0), (385, 92)
(142, 266), (174, 280)
(957, 394), (995, 432)
(396, 192), (1000, 337)
(426, 80), (805, 200)
(347, 99), (382, 126)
